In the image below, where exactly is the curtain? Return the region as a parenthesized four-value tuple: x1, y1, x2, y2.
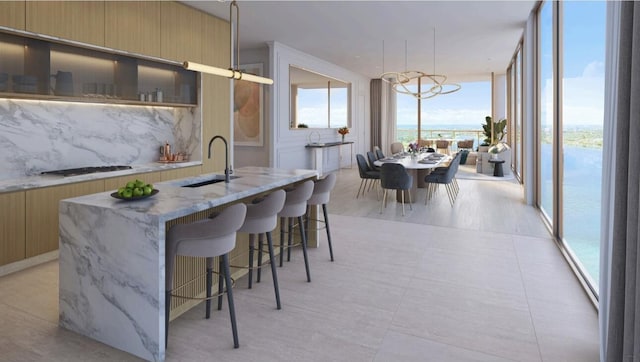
(381, 80, 397, 155)
(603, 2, 640, 361)
(370, 79, 382, 150)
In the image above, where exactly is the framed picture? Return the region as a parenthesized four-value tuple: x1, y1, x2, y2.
(234, 63, 264, 146)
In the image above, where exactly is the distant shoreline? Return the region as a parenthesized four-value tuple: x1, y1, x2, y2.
(396, 125, 603, 149)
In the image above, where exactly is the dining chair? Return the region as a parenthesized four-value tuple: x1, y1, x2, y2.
(435, 140, 450, 155)
(425, 152, 461, 206)
(356, 154, 380, 199)
(390, 142, 404, 154)
(367, 151, 381, 171)
(380, 163, 413, 216)
(374, 146, 385, 160)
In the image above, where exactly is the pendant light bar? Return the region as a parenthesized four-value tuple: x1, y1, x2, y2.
(183, 61, 274, 85)
(182, 1, 274, 86)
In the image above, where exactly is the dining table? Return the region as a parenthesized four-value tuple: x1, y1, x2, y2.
(374, 152, 451, 203)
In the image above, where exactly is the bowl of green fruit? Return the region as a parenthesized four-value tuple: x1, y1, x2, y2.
(111, 179, 158, 201)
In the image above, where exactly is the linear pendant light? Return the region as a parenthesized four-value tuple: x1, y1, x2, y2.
(183, 1, 273, 85)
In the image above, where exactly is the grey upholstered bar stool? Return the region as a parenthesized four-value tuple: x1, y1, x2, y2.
(165, 203, 247, 349)
(305, 173, 337, 261)
(278, 180, 314, 282)
(237, 189, 286, 310)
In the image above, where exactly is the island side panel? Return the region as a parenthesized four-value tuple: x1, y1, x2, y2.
(59, 201, 165, 362)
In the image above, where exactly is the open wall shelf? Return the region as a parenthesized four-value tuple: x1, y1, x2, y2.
(0, 28, 197, 107)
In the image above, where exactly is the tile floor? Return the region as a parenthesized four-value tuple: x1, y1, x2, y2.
(0, 167, 599, 361)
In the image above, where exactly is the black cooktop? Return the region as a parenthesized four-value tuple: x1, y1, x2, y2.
(41, 165, 132, 177)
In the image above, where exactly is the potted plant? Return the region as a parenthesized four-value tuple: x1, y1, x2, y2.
(480, 116, 507, 152)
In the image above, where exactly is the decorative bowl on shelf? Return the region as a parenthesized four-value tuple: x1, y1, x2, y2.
(110, 189, 159, 201)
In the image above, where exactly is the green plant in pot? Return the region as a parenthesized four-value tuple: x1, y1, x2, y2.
(481, 115, 507, 146)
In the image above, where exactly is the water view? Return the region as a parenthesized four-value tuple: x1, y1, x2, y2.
(400, 124, 603, 284)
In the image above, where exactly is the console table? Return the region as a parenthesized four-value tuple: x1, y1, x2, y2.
(306, 141, 354, 176)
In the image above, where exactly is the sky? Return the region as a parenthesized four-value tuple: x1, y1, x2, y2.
(399, 0, 605, 129)
(295, 1, 606, 131)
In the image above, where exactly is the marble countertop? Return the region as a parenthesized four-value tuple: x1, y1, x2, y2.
(59, 166, 318, 221)
(0, 161, 202, 194)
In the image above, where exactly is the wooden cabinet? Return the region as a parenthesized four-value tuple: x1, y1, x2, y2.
(25, 180, 104, 258)
(0, 29, 197, 106)
(26, 1, 105, 46)
(161, 166, 202, 181)
(0, 191, 26, 266)
(0, 1, 25, 30)
(201, 14, 231, 174)
(105, 1, 161, 58)
(104, 172, 162, 191)
(160, 2, 202, 63)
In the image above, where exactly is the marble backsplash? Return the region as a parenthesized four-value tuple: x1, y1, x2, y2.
(0, 99, 201, 180)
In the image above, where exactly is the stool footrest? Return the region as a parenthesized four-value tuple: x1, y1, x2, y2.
(170, 271, 236, 301)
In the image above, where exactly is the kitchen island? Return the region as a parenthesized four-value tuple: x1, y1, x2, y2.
(58, 167, 318, 362)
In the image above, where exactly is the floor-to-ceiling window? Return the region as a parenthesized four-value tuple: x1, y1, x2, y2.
(396, 81, 490, 147)
(535, 0, 605, 292)
(515, 48, 523, 180)
(561, 0, 605, 285)
(539, 1, 554, 223)
(508, 44, 524, 182)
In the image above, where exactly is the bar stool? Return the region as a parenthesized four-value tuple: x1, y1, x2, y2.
(305, 173, 337, 261)
(278, 180, 314, 282)
(165, 203, 247, 349)
(235, 190, 285, 310)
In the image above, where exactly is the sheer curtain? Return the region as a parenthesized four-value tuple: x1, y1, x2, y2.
(381, 79, 397, 155)
(370, 78, 397, 156)
(601, 1, 640, 361)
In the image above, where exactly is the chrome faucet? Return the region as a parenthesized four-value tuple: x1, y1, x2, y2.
(208, 135, 230, 183)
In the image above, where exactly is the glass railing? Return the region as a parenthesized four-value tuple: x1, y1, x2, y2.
(396, 128, 485, 150)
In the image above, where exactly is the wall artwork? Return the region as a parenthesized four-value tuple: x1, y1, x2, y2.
(234, 63, 264, 146)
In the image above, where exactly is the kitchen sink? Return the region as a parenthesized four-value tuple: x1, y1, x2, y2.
(181, 175, 239, 188)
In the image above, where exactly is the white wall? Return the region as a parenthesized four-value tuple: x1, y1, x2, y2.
(267, 41, 370, 171)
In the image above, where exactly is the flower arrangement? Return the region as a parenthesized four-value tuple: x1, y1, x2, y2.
(338, 126, 349, 142)
(407, 141, 419, 154)
(337, 126, 350, 136)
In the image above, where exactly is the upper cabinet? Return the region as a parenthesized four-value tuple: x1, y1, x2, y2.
(0, 1, 25, 30)
(0, 29, 198, 106)
(105, 1, 161, 58)
(26, 1, 105, 46)
(161, 2, 202, 63)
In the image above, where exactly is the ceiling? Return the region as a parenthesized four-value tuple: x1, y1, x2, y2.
(182, 1, 537, 83)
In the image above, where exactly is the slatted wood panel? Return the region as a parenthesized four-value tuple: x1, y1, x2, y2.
(160, 166, 202, 182)
(26, 1, 105, 46)
(160, 2, 202, 63)
(25, 180, 104, 257)
(104, 1, 161, 58)
(201, 14, 231, 174)
(0, 1, 25, 30)
(0, 191, 26, 266)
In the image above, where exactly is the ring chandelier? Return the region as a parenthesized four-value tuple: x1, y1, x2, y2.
(380, 71, 461, 99)
(380, 29, 460, 99)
